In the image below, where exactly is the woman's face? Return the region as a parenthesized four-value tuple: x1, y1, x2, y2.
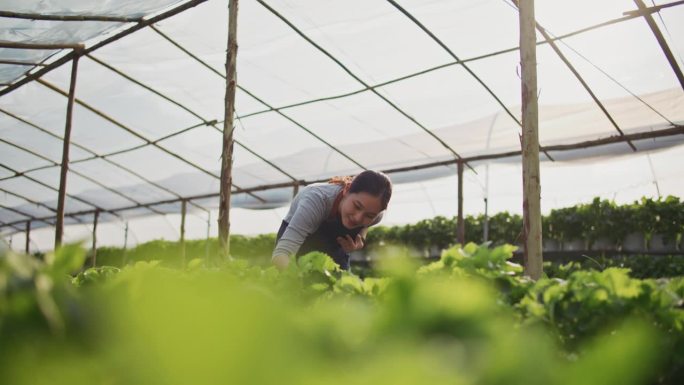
(339, 191, 382, 229)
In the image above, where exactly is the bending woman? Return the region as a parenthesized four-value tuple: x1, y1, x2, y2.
(272, 170, 392, 270)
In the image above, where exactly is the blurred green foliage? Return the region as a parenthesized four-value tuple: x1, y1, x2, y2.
(1, 242, 683, 385)
(96, 233, 277, 267)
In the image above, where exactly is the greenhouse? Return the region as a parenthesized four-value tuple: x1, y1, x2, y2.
(0, 1, 683, 384)
(0, 0, 682, 251)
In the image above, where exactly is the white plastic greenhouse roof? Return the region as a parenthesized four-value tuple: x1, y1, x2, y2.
(1, 0, 683, 251)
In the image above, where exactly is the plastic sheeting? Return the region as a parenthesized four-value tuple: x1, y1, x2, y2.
(1, 0, 683, 252)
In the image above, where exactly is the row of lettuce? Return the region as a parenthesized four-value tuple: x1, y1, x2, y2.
(1, 242, 683, 385)
(94, 197, 682, 262)
(87, 195, 684, 279)
(366, 195, 683, 251)
(92, 235, 684, 279)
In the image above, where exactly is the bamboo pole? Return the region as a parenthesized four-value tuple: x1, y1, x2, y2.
(180, 200, 187, 267)
(457, 161, 465, 245)
(55, 52, 80, 250)
(123, 222, 129, 266)
(91, 210, 99, 267)
(25, 221, 30, 254)
(205, 211, 211, 264)
(483, 197, 489, 242)
(219, 0, 239, 260)
(0, 41, 83, 50)
(519, 0, 543, 280)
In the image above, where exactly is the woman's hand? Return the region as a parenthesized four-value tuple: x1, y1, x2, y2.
(272, 254, 290, 270)
(336, 234, 365, 253)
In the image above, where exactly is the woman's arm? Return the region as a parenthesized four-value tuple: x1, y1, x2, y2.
(272, 191, 329, 269)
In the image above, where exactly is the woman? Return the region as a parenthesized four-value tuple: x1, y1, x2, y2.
(272, 170, 392, 270)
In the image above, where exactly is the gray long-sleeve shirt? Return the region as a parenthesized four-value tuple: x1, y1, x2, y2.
(272, 183, 382, 259)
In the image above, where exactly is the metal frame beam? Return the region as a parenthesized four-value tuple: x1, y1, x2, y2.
(255, 0, 463, 169)
(0, 0, 210, 97)
(2, 124, 681, 231)
(35, 78, 267, 204)
(633, 0, 684, 90)
(150, 25, 366, 171)
(0, 10, 143, 23)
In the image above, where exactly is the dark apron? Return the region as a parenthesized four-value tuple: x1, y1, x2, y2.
(276, 215, 362, 270)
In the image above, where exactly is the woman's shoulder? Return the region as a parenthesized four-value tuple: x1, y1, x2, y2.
(299, 183, 343, 200)
(287, 183, 342, 221)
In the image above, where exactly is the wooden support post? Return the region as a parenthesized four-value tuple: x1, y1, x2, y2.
(55, 51, 80, 250)
(91, 210, 99, 267)
(205, 211, 211, 263)
(519, 0, 543, 280)
(122, 221, 129, 265)
(25, 220, 30, 254)
(457, 161, 465, 245)
(483, 197, 489, 242)
(180, 200, 187, 267)
(218, 0, 239, 261)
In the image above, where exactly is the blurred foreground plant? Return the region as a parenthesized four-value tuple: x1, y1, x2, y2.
(0, 242, 681, 385)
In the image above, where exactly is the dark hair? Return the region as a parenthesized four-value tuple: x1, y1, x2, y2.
(349, 170, 392, 210)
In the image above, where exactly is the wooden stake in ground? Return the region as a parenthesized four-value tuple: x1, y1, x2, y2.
(91, 210, 99, 267)
(55, 52, 80, 249)
(123, 222, 129, 266)
(180, 200, 187, 266)
(25, 221, 30, 254)
(519, 0, 543, 279)
(218, 0, 239, 260)
(456, 161, 465, 245)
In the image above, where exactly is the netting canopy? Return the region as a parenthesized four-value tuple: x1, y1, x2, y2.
(1, 0, 683, 251)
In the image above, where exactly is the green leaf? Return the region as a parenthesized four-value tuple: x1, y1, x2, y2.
(602, 268, 641, 299)
(297, 252, 340, 274)
(334, 275, 364, 294)
(45, 243, 86, 277)
(362, 277, 390, 296)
